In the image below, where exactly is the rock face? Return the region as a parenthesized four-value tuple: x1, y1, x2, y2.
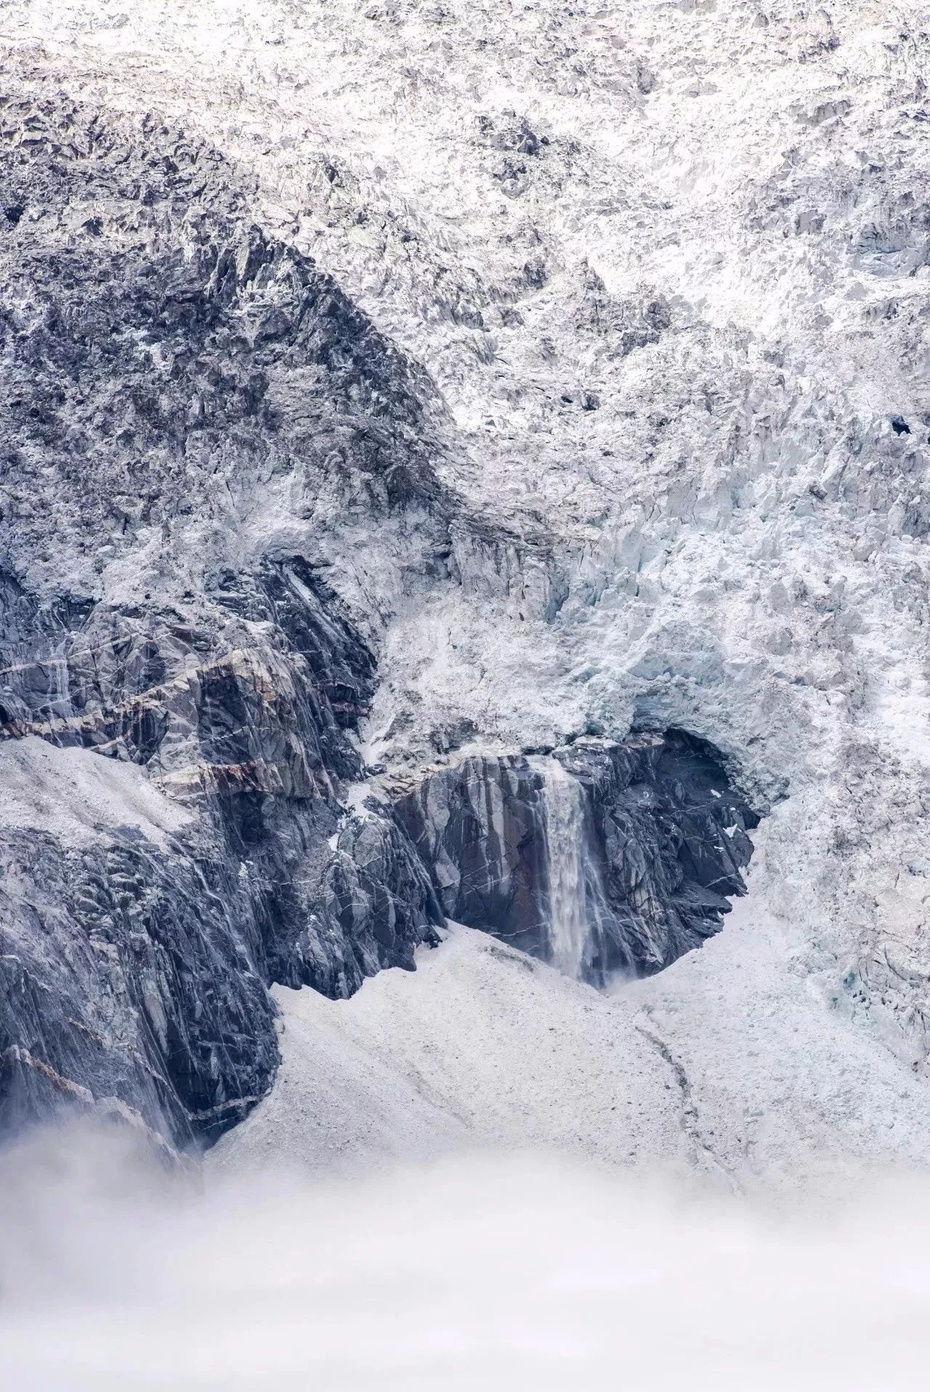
(0, 90, 451, 1150)
(0, 546, 445, 1151)
(0, 787, 442, 1149)
(396, 731, 758, 985)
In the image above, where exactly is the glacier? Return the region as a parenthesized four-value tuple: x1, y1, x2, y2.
(0, 0, 929, 1178)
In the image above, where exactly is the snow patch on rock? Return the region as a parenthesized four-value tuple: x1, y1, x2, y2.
(0, 737, 192, 849)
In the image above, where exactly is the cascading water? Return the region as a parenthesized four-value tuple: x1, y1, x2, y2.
(531, 758, 611, 982)
(398, 737, 756, 988)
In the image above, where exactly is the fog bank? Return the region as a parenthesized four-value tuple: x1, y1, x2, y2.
(1, 1125, 929, 1391)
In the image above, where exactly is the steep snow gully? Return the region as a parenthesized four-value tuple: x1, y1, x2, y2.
(2, 1, 930, 1176)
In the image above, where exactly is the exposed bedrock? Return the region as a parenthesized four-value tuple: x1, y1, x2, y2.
(0, 90, 452, 1149)
(0, 785, 442, 1151)
(0, 557, 377, 786)
(0, 554, 443, 1150)
(394, 730, 759, 986)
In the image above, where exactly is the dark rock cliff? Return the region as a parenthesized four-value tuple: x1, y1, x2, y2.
(0, 88, 447, 1151)
(0, 548, 446, 1151)
(395, 730, 759, 986)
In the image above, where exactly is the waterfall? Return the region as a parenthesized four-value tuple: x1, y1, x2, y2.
(531, 758, 609, 981)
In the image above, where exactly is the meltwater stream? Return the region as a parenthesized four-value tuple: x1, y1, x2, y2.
(531, 759, 611, 982)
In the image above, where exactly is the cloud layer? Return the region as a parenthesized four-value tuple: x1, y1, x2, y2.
(2, 1125, 929, 1391)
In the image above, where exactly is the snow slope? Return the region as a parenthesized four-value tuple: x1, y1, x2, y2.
(216, 809, 930, 1188)
(0, 737, 192, 850)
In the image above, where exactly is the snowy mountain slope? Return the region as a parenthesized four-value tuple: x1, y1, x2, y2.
(214, 871, 930, 1188)
(209, 923, 694, 1179)
(1, 0, 930, 1158)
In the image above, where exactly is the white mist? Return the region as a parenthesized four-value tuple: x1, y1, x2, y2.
(1, 1125, 930, 1391)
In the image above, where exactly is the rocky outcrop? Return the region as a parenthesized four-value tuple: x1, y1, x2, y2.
(0, 89, 449, 1151)
(0, 777, 442, 1151)
(0, 800, 276, 1151)
(0, 562, 443, 1149)
(395, 730, 759, 985)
